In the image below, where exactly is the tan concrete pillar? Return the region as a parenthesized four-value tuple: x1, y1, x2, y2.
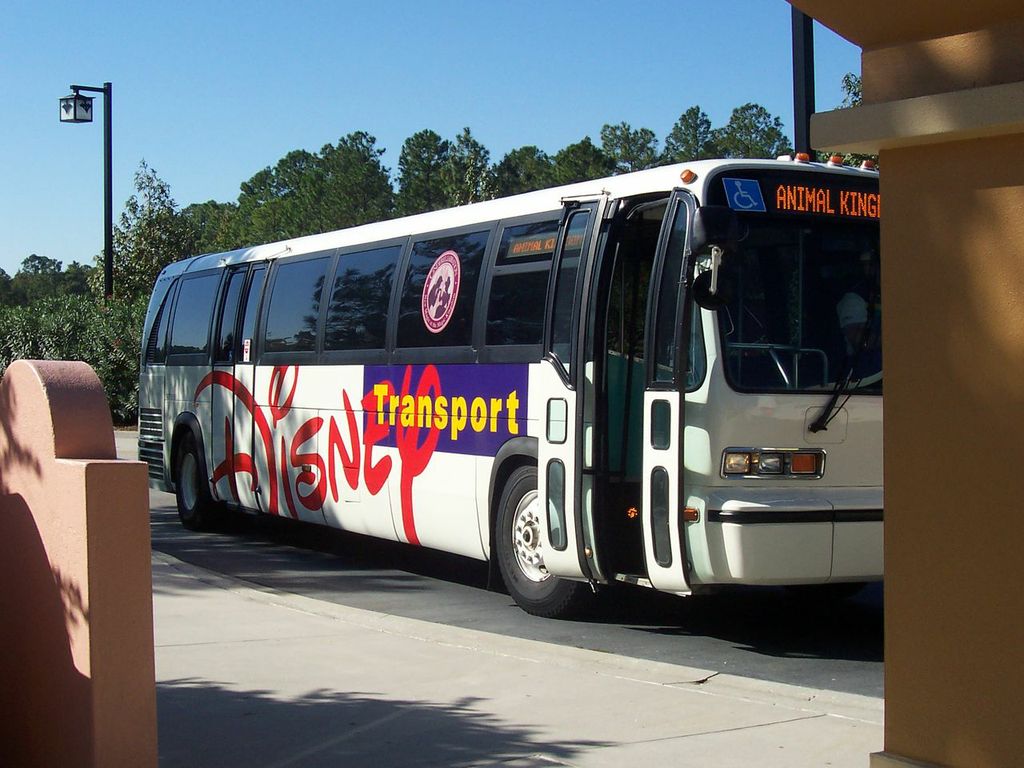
(0, 360, 157, 767)
(787, 4, 1024, 765)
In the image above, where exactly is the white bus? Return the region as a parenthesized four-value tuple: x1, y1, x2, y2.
(139, 157, 882, 617)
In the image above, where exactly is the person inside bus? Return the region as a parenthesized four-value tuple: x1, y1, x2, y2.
(836, 248, 881, 381)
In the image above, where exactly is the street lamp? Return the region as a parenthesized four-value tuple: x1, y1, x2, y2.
(59, 82, 113, 299)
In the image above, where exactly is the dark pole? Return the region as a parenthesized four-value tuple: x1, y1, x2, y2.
(67, 82, 114, 300)
(792, 9, 815, 155)
(103, 82, 113, 300)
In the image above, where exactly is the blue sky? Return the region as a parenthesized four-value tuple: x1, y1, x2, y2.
(1, 1, 859, 277)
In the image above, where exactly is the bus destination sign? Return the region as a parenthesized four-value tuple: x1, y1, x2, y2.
(774, 181, 880, 218)
(718, 174, 880, 220)
(507, 233, 557, 259)
(505, 231, 584, 261)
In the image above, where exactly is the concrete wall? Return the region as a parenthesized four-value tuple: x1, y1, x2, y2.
(792, 4, 1024, 766)
(882, 135, 1024, 767)
(0, 360, 157, 767)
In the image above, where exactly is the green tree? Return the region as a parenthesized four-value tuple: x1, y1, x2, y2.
(183, 200, 240, 253)
(0, 269, 15, 307)
(442, 127, 494, 206)
(662, 106, 718, 163)
(0, 295, 147, 423)
(96, 161, 199, 302)
(230, 135, 394, 243)
(492, 145, 554, 196)
(712, 103, 792, 159)
(600, 122, 659, 173)
(396, 129, 451, 215)
(315, 131, 395, 231)
(233, 149, 321, 244)
(819, 73, 877, 167)
(841, 73, 863, 108)
(12, 254, 63, 304)
(19, 254, 62, 276)
(550, 137, 616, 185)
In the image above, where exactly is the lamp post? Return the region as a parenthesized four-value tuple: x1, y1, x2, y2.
(60, 82, 113, 300)
(791, 10, 815, 155)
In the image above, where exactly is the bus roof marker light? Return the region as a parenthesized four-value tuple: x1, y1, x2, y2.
(680, 169, 697, 184)
(794, 152, 811, 163)
(827, 155, 844, 166)
(860, 159, 878, 172)
(777, 154, 793, 161)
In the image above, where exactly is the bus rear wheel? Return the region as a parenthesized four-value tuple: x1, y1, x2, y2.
(175, 432, 220, 531)
(496, 465, 588, 618)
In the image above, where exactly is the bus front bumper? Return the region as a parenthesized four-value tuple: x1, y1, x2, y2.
(694, 488, 883, 585)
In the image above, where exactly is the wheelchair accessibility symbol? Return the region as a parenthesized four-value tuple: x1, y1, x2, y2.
(722, 178, 766, 212)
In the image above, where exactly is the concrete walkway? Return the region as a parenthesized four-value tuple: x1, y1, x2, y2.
(153, 552, 882, 767)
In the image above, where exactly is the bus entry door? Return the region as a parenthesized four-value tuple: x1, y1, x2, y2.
(210, 263, 266, 512)
(536, 197, 606, 582)
(641, 190, 697, 594)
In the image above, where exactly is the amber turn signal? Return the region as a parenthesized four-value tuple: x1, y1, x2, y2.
(790, 453, 818, 474)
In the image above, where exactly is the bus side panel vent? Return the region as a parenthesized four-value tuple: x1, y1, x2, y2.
(138, 407, 165, 480)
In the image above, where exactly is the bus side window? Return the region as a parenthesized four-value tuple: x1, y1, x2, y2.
(651, 208, 687, 384)
(485, 218, 559, 350)
(213, 269, 247, 364)
(686, 303, 706, 391)
(168, 273, 221, 357)
(237, 266, 266, 363)
(145, 282, 176, 365)
(550, 211, 589, 374)
(396, 229, 490, 349)
(263, 256, 330, 355)
(648, 205, 706, 390)
(325, 245, 401, 351)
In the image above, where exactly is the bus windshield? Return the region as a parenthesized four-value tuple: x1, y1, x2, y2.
(716, 216, 881, 394)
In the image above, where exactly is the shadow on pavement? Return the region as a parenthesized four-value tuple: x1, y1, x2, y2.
(594, 582, 883, 663)
(151, 496, 882, 672)
(158, 679, 606, 768)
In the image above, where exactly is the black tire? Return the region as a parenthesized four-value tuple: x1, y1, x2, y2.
(495, 465, 589, 618)
(174, 432, 220, 531)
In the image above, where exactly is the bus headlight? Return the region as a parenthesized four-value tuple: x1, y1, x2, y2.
(721, 448, 825, 478)
(723, 452, 752, 474)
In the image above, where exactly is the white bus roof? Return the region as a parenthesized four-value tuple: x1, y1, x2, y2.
(167, 158, 878, 277)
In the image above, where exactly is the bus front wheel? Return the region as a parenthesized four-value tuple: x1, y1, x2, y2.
(174, 432, 219, 531)
(496, 465, 588, 618)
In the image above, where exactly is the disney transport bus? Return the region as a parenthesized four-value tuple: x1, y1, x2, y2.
(138, 157, 882, 618)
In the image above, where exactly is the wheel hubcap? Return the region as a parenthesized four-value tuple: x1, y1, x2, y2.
(180, 453, 199, 511)
(511, 490, 550, 583)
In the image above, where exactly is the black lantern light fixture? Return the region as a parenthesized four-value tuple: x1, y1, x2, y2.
(59, 90, 95, 123)
(58, 82, 113, 299)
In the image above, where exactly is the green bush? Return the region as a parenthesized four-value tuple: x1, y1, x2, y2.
(0, 295, 147, 425)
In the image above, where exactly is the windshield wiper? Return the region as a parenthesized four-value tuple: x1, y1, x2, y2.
(808, 364, 859, 433)
(808, 290, 879, 434)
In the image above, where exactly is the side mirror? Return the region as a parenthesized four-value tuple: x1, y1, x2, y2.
(690, 205, 740, 304)
(690, 205, 739, 255)
(693, 270, 731, 311)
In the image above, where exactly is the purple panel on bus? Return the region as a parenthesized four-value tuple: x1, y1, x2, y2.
(363, 363, 529, 457)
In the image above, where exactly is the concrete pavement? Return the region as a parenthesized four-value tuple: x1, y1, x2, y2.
(123, 431, 883, 766)
(153, 552, 882, 767)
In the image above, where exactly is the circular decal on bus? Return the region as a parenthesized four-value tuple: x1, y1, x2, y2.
(421, 250, 461, 334)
